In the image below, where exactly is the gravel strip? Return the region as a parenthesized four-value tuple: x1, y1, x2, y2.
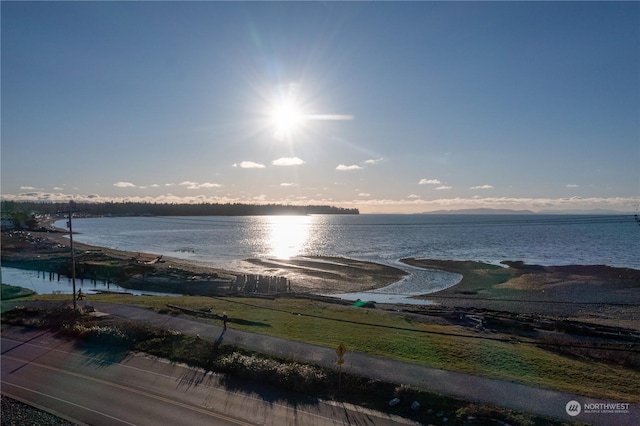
(1, 395, 76, 426)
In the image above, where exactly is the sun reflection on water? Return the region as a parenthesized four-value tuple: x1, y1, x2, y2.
(266, 215, 312, 259)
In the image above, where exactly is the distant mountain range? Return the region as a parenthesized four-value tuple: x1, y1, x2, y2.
(419, 208, 632, 215)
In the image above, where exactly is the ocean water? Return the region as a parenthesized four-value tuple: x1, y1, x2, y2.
(43, 214, 638, 303)
(55, 214, 639, 270)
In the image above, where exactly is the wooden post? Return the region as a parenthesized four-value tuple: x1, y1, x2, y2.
(336, 343, 346, 392)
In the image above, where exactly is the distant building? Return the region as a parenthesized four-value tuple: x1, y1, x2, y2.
(1, 218, 16, 231)
(0, 215, 40, 231)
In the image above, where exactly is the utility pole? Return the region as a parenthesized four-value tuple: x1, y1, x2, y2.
(68, 204, 77, 310)
(336, 343, 346, 392)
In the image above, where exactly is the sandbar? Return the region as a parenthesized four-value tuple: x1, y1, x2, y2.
(402, 258, 640, 329)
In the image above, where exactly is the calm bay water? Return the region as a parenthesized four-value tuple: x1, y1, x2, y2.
(55, 214, 639, 270)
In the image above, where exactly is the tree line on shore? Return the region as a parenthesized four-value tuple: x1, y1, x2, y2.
(1, 201, 358, 222)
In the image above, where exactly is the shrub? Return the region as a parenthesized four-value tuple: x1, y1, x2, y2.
(217, 352, 327, 392)
(61, 323, 130, 347)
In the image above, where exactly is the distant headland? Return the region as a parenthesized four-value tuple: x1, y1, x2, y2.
(0, 201, 359, 218)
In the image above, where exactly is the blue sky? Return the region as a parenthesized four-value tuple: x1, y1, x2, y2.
(2, 1, 638, 213)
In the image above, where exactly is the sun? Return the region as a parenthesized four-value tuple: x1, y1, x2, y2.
(262, 82, 353, 141)
(270, 100, 306, 141)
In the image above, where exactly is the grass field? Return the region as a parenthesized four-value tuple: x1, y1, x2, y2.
(1, 284, 36, 300)
(27, 292, 640, 404)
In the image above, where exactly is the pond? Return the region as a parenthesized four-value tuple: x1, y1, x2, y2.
(1, 267, 179, 297)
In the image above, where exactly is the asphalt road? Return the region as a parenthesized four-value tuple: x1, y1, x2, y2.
(2, 300, 639, 425)
(1, 327, 415, 426)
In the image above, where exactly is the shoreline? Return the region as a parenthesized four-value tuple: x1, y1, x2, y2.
(1, 225, 408, 295)
(3, 224, 639, 328)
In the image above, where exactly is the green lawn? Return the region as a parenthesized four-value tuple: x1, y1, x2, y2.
(1, 284, 36, 301)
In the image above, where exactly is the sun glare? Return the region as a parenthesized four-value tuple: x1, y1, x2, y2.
(267, 215, 311, 259)
(264, 82, 353, 141)
(271, 101, 306, 140)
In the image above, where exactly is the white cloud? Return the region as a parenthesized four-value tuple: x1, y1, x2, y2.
(408, 194, 421, 198)
(233, 161, 266, 169)
(358, 193, 371, 197)
(340, 196, 639, 214)
(364, 158, 383, 165)
(272, 157, 305, 166)
(52, 187, 64, 191)
(2, 191, 637, 215)
(113, 182, 136, 188)
(419, 179, 441, 185)
(150, 184, 160, 188)
(435, 186, 452, 190)
(280, 182, 297, 187)
(470, 185, 494, 190)
(566, 184, 580, 188)
(179, 181, 222, 189)
(336, 164, 362, 171)
(20, 186, 38, 190)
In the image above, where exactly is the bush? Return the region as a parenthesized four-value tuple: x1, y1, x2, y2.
(65, 323, 130, 346)
(2, 305, 80, 329)
(217, 352, 327, 392)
